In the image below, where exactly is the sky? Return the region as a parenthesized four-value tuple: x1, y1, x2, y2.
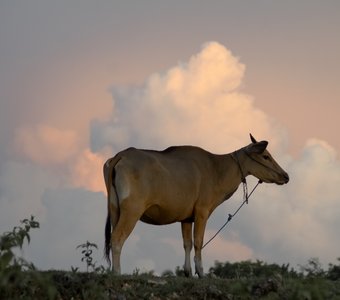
(0, 1, 340, 274)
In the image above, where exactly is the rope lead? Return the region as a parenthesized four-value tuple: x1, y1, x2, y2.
(202, 179, 262, 250)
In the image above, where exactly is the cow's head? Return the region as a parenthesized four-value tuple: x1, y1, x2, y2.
(242, 134, 289, 185)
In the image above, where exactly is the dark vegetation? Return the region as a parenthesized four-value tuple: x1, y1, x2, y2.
(1, 217, 340, 299)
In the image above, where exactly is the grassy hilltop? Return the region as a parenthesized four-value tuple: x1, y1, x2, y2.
(1, 217, 340, 299)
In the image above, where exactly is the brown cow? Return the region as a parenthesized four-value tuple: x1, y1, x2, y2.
(104, 134, 289, 277)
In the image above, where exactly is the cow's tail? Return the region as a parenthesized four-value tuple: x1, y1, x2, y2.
(103, 155, 121, 266)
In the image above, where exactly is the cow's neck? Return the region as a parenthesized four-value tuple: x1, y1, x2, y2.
(215, 152, 245, 200)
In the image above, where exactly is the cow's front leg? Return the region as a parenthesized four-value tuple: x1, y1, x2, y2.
(181, 221, 193, 277)
(193, 210, 208, 278)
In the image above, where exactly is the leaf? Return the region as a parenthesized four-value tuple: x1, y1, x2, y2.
(26, 232, 31, 245)
(0, 251, 14, 269)
(89, 242, 98, 249)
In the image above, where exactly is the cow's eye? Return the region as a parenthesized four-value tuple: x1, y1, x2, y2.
(263, 155, 270, 160)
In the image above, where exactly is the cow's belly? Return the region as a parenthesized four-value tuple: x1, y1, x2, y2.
(140, 204, 193, 225)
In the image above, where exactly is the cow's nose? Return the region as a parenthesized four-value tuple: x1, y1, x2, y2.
(283, 173, 289, 183)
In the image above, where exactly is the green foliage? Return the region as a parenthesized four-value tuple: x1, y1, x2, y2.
(0, 216, 57, 300)
(327, 257, 340, 280)
(1, 216, 340, 299)
(299, 257, 325, 278)
(175, 265, 187, 277)
(0, 215, 39, 271)
(161, 269, 175, 277)
(209, 259, 299, 279)
(132, 267, 155, 277)
(76, 240, 105, 273)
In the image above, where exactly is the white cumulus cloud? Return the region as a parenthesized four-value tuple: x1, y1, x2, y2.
(92, 42, 286, 154)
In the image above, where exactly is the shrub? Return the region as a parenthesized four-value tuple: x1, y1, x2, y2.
(0, 216, 57, 300)
(0, 215, 39, 271)
(209, 259, 299, 279)
(327, 258, 340, 280)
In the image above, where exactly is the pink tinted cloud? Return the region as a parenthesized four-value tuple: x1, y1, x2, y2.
(14, 124, 109, 193)
(69, 149, 106, 193)
(94, 42, 287, 155)
(14, 125, 78, 165)
(204, 229, 254, 263)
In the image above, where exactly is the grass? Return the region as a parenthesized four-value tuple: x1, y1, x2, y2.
(2, 270, 340, 300)
(1, 216, 340, 299)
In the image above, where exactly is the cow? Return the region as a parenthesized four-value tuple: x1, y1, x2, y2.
(103, 134, 289, 277)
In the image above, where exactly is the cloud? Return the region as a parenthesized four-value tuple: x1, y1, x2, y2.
(154, 41, 244, 98)
(0, 161, 57, 229)
(204, 229, 254, 263)
(69, 149, 107, 193)
(13, 123, 108, 193)
(92, 42, 286, 154)
(14, 125, 79, 165)
(120, 223, 182, 274)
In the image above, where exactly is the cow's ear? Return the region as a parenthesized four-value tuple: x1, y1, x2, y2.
(250, 133, 257, 144)
(247, 141, 268, 154)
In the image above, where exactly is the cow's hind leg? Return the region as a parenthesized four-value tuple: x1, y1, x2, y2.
(181, 221, 193, 277)
(111, 200, 143, 274)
